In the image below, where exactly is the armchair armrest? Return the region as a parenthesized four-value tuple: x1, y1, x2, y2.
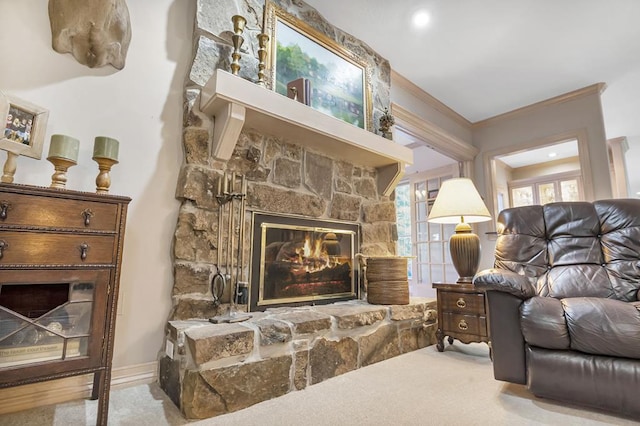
(473, 269, 536, 299)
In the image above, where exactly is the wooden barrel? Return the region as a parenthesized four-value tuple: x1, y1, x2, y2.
(365, 257, 409, 305)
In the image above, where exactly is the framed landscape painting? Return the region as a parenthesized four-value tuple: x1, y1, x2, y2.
(264, 1, 373, 130)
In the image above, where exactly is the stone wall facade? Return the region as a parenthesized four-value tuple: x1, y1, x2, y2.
(171, 0, 397, 320)
(160, 299, 437, 419)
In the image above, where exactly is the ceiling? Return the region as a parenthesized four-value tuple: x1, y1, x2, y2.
(302, 0, 640, 192)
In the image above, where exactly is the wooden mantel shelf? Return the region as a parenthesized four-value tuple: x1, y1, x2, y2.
(200, 69, 413, 196)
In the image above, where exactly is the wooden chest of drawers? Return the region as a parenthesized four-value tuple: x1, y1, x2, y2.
(432, 282, 489, 352)
(0, 184, 130, 426)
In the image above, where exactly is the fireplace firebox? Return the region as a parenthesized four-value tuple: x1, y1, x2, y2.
(249, 213, 361, 312)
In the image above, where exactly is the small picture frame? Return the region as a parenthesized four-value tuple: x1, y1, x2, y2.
(427, 189, 439, 200)
(0, 92, 49, 159)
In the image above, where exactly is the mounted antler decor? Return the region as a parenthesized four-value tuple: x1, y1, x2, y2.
(48, 0, 132, 70)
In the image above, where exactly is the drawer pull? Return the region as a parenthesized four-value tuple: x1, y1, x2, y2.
(82, 209, 94, 227)
(0, 240, 7, 258)
(456, 298, 466, 308)
(79, 243, 89, 261)
(458, 319, 468, 331)
(0, 201, 10, 220)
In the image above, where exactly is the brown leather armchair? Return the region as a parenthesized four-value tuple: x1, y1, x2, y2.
(473, 200, 640, 419)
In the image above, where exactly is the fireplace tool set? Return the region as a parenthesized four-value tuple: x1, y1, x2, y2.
(210, 172, 251, 324)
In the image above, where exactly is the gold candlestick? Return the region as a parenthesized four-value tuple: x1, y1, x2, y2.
(48, 157, 77, 189)
(1, 152, 18, 183)
(256, 33, 269, 86)
(93, 157, 119, 194)
(230, 15, 247, 76)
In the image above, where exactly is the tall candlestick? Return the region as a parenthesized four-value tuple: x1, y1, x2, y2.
(47, 135, 79, 189)
(230, 15, 246, 75)
(92, 136, 120, 194)
(257, 33, 269, 86)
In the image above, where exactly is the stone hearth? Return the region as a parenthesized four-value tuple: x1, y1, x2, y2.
(160, 298, 436, 419)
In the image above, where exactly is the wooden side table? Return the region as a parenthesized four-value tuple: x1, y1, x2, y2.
(432, 282, 489, 352)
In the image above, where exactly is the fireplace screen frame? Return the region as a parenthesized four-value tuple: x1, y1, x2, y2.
(249, 212, 361, 312)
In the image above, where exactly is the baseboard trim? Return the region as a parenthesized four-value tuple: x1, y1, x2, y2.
(0, 361, 158, 415)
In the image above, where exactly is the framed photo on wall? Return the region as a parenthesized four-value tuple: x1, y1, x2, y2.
(263, 0, 373, 131)
(0, 92, 49, 159)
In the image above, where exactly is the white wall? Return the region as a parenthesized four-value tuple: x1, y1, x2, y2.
(0, 0, 193, 368)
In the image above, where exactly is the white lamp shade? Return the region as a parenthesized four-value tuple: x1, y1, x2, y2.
(427, 178, 491, 224)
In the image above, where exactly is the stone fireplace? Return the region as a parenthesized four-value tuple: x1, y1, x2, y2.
(159, 0, 436, 420)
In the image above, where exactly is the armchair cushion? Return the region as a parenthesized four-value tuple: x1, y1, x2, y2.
(521, 296, 640, 359)
(563, 297, 640, 359)
(520, 297, 570, 350)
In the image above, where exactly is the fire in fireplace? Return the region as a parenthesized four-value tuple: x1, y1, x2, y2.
(249, 213, 360, 311)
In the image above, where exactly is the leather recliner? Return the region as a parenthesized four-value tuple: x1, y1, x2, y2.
(473, 200, 640, 419)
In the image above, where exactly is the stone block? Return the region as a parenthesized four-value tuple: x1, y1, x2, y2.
(335, 161, 353, 179)
(173, 262, 212, 296)
(389, 303, 426, 321)
(362, 223, 392, 244)
(183, 128, 209, 165)
(170, 298, 221, 321)
(330, 193, 361, 221)
(314, 304, 387, 329)
(184, 88, 207, 128)
(167, 320, 208, 341)
(399, 323, 437, 353)
(360, 242, 395, 257)
(253, 318, 292, 345)
(273, 158, 301, 188)
(173, 205, 217, 263)
(309, 338, 358, 384)
(363, 201, 396, 223)
(182, 369, 223, 419)
(273, 310, 332, 334)
(359, 324, 400, 367)
(175, 165, 218, 211)
(185, 323, 254, 365)
(294, 350, 309, 390)
(305, 152, 333, 199)
(283, 142, 302, 160)
(334, 178, 353, 194)
(247, 183, 326, 217)
(189, 35, 257, 87)
(263, 137, 282, 164)
(355, 178, 378, 199)
(159, 355, 182, 409)
(183, 356, 292, 419)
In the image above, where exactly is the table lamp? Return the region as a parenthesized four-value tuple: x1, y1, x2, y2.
(427, 178, 491, 283)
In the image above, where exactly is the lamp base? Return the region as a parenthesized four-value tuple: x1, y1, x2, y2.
(449, 222, 481, 284)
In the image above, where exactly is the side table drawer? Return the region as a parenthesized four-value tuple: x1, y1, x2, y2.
(0, 232, 116, 266)
(0, 193, 118, 232)
(440, 291, 485, 314)
(442, 313, 487, 337)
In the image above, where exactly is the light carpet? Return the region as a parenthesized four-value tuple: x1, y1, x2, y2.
(0, 343, 636, 425)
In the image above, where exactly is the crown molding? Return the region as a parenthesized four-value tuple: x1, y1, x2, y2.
(391, 70, 472, 129)
(392, 103, 478, 161)
(472, 83, 607, 129)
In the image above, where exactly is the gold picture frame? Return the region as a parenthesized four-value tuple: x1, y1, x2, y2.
(263, 1, 373, 131)
(0, 92, 49, 159)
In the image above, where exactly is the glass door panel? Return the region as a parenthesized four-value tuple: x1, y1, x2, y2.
(538, 183, 556, 204)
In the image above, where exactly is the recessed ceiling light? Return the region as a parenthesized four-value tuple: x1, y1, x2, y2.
(412, 10, 431, 29)
(548, 152, 557, 158)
